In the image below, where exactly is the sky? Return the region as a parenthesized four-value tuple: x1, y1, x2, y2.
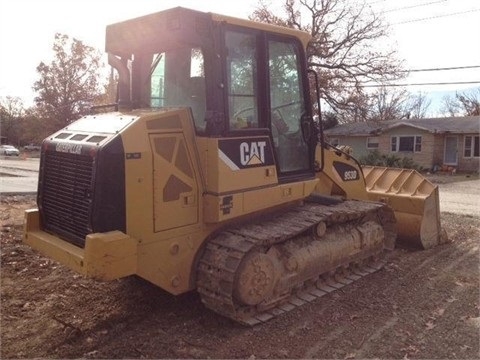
(0, 0, 479, 114)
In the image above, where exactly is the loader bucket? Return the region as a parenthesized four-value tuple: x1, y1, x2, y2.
(362, 166, 446, 249)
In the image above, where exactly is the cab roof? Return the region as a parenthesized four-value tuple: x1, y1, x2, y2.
(106, 7, 312, 55)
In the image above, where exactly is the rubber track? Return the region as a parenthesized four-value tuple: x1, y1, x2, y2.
(196, 200, 396, 325)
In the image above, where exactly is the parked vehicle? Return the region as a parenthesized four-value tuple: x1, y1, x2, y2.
(24, 144, 41, 152)
(0, 145, 20, 156)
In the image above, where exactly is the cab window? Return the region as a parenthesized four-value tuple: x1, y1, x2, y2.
(225, 31, 258, 130)
(150, 47, 207, 131)
(268, 39, 309, 173)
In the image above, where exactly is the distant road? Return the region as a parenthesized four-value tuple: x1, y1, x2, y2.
(1, 157, 478, 218)
(438, 179, 480, 218)
(0, 157, 39, 195)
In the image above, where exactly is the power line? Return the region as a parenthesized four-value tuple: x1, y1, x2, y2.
(394, 8, 480, 25)
(358, 81, 480, 88)
(403, 65, 480, 73)
(367, 0, 389, 5)
(383, 0, 447, 14)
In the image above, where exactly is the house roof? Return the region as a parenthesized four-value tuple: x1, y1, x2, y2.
(324, 116, 480, 136)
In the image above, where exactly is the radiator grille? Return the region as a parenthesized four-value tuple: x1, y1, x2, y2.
(41, 151, 95, 247)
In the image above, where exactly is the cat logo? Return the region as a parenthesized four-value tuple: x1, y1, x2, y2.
(218, 137, 274, 170)
(240, 141, 266, 166)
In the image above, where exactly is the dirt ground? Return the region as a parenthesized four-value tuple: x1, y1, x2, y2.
(1, 193, 479, 359)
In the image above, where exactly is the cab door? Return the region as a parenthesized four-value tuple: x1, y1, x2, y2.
(267, 38, 313, 180)
(223, 27, 315, 183)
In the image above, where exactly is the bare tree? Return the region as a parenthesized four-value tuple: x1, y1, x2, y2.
(250, 0, 405, 122)
(367, 86, 409, 122)
(456, 88, 480, 116)
(441, 88, 480, 117)
(406, 91, 431, 119)
(0, 96, 25, 145)
(440, 94, 461, 117)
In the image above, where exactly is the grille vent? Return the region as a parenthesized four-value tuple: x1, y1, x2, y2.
(41, 151, 94, 247)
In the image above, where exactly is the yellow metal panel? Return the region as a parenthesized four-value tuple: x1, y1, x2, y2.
(204, 193, 245, 223)
(121, 109, 203, 240)
(121, 114, 155, 242)
(24, 209, 85, 272)
(203, 137, 278, 194)
(362, 165, 443, 249)
(363, 166, 435, 197)
(314, 172, 335, 196)
(315, 146, 369, 200)
(150, 132, 199, 231)
(136, 230, 210, 294)
(25, 230, 85, 272)
(243, 184, 300, 213)
(84, 231, 137, 280)
(203, 179, 318, 223)
(24, 209, 139, 281)
(24, 208, 40, 233)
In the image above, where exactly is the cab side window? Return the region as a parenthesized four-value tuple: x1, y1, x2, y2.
(150, 48, 207, 131)
(225, 31, 258, 130)
(268, 39, 309, 172)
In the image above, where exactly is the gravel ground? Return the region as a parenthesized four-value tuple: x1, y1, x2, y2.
(1, 174, 479, 359)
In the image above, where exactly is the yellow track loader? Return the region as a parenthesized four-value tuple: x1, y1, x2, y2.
(24, 7, 445, 325)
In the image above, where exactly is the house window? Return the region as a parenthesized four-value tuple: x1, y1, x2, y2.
(366, 137, 379, 149)
(329, 138, 339, 147)
(391, 135, 422, 152)
(415, 136, 422, 152)
(464, 135, 480, 157)
(391, 136, 397, 152)
(399, 136, 414, 151)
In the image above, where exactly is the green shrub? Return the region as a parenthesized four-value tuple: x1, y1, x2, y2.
(359, 150, 423, 170)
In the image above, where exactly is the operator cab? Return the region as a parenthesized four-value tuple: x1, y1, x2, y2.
(106, 7, 317, 182)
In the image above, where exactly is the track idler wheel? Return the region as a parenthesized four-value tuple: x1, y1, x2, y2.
(233, 252, 278, 306)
